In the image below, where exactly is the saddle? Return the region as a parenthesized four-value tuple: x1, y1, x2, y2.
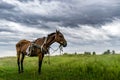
(26, 42, 49, 56)
(26, 43, 36, 56)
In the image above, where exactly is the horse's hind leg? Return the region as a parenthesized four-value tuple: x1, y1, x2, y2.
(17, 54, 21, 73)
(21, 53, 25, 73)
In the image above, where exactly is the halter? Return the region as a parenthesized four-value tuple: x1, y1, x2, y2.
(41, 36, 63, 55)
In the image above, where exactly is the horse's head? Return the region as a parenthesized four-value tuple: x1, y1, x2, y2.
(54, 30, 67, 47)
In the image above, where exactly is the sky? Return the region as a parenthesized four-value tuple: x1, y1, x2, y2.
(0, 0, 120, 57)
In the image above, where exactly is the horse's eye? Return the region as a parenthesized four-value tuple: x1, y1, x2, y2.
(59, 35, 63, 38)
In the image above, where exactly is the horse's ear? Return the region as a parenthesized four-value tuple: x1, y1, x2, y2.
(56, 29, 58, 32)
(56, 29, 59, 33)
(55, 30, 59, 39)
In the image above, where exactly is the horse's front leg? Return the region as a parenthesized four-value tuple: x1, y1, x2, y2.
(38, 53, 44, 74)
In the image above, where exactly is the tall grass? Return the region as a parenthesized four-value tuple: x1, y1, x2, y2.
(0, 54, 120, 80)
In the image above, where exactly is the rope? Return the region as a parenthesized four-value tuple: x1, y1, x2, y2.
(45, 45, 63, 65)
(49, 46, 60, 54)
(59, 45, 63, 55)
(41, 37, 47, 51)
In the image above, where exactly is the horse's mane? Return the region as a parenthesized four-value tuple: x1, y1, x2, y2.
(48, 32, 55, 37)
(34, 37, 44, 42)
(34, 32, 56, 42)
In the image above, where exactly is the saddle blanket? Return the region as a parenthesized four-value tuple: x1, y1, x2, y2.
(26, 45, 31, 56)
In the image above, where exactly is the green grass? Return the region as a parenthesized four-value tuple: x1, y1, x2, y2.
(0, 54, 120, 80)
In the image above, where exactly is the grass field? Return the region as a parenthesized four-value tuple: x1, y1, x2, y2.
(0, 54, 120, 80)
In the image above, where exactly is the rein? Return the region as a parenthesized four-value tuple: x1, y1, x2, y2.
(49, 45, 63, 55)
(45, 45, 63, 64)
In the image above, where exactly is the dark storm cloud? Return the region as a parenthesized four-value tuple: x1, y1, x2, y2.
(1, 0, 120, 28)
(0, 0, 120, 39)
(59, 0, 120, 27)
(0, 1, 15, 9)
(26, 0, 119, 27)
(37, 0, 120, 27)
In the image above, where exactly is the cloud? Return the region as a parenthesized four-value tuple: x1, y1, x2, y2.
(0, 0, 120, 57)
(102, 18, 120, 37)
(1, 0, 120, 26)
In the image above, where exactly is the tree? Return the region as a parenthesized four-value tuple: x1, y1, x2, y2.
(75, 52, 77, 55)
(107, 50, 111, 54)
(93, 51, 96, 55)
(112, 50, 115, 54)
(84, 52, 91, 55)
(103, 49, 111, 55)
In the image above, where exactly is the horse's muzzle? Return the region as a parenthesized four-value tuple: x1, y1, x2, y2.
(63, 42, 67, 47)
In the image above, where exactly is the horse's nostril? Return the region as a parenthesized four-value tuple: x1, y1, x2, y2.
(63, 42, 67, 47)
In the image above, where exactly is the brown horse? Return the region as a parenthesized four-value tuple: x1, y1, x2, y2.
(16, 30, 67, 74)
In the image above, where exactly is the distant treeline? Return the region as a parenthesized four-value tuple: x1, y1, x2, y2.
(63, 49, 116, 55)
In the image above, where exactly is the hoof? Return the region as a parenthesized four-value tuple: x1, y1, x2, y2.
(18, 71, 21, 74)
(18, 71, 24, 74)
(21, 71, 24, 73)
(38, 72, 41, 75)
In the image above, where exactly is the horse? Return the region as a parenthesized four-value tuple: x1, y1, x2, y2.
(16, 30, 67, 74)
